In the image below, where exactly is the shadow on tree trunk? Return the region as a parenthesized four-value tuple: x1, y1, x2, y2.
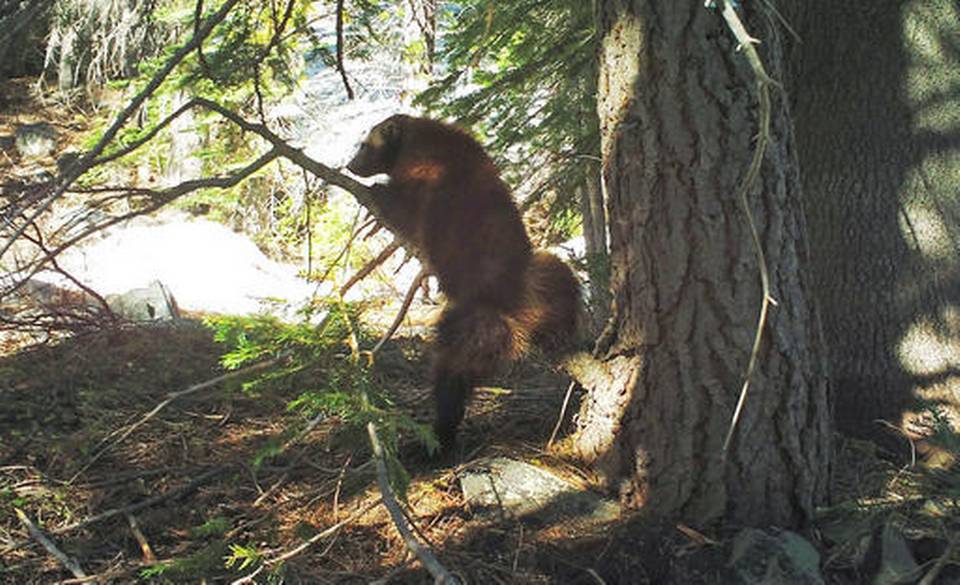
(787, 0, 960, 451)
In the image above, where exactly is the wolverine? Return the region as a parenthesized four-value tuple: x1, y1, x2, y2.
(347, 114, 580, 450)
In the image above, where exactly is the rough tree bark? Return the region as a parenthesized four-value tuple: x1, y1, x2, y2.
(570, 1, 831, 527)
(787, 1, 960, 441)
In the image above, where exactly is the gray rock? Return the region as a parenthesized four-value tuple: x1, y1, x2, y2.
(871, 524, 920, 585)
(729, 528, 824, 585)
(106, 280, 180, 321)
(15, 123, 58, 158)
(459, 457, 619, 524)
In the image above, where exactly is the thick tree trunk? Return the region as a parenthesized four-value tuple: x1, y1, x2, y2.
(571, 1, 831, 527)
(787, 1, 960, 441)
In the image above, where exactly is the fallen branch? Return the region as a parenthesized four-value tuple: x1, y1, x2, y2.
(125, 513, 156, 564)
(266, 498, 378, 566)
(4, 467, 229, 553)
(372, 268, 428, 354)
(231, 498, 382, 584)
(69, 353, 288, 484)
(366, 422, 461, 585)
(15, 509, 87, 580)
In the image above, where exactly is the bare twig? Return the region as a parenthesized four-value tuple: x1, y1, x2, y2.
(332, 454, 353, 520)
(340, 239, 402, 296)
(366, 422, 461, 585)
(231, 497, 381, 584)
(252, 411, 327, 506)
(313, 209, 366, 285)
(372, 268, 428, 354)
(55, 566, 136, 585)
(715, 0, 780, 457)
(335, 0, 355, 99)
(918, 536, 956, 585)
(512, 525, 523, 575)
(546, 381, 577, 448)
(193, 0, 213, 79)
(69, 353, 287, 484)
(15, 509, 87, 580)
(23, 224, 115, 317)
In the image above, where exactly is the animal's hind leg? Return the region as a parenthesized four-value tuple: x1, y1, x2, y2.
(432, 364, 473, 450)
(431, 302, 513, 450)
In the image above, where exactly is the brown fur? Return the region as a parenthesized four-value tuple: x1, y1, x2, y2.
(348, 115, 581, 449)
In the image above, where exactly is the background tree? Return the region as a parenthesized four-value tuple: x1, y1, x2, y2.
(0, 1, 52, 81)
(786, 0, 960, 444)
(568, 1, 831, 526)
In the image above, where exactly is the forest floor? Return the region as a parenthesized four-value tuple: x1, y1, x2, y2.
(0, 319, 662, 585)
(1, 319, 958, 585)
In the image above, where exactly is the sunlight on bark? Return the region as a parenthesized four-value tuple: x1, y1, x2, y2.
(596, 12, 643, 161)
(898, 305, 960, 376)
(898, 203, 952, 261)
(903, 2, 960, 130)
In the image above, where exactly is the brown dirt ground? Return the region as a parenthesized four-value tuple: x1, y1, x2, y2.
(0, 319, 677, 585)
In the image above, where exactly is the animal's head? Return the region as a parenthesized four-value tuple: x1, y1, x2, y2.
(346, 115, 408, 177)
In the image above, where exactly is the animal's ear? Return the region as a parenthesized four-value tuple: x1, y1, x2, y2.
(376, 115, 404, 147)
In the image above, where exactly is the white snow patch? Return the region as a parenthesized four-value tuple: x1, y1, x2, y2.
(54, 211, 319, 316)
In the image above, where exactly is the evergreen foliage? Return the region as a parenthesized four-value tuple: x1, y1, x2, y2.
(205, 301, 438, 468)
(417, 0, 598, 242)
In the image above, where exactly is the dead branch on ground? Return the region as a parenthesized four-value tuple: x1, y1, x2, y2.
(366, 422, 461, 585)
(230, 498, 382, 585)
(69, 352, 289, 483)
(125, 513, 156, 564)
(4, 467, 227, 554)
(15, 509, 88, 581)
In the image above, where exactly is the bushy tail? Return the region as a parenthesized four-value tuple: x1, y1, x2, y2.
(519, 251, 582, 356)
(429, 251, 581, 448)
